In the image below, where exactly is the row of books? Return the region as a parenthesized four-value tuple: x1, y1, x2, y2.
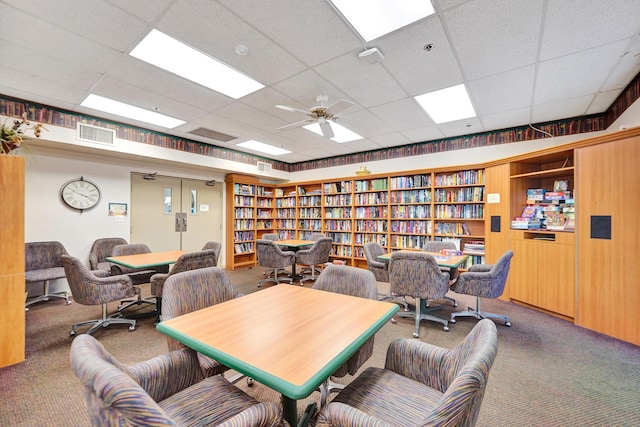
(354, 178, 389, 192)
(390, 220, 432, 234)
(389, 174, 431, 189)
(434, 170, 485, 186)
(355, 220, 388, 232)
(354, 192, 389, 205)
(434, 204, 484, 219)
(354, 234, 388, 245)
(434, 186, 484, 203)
(389, 189, 432, 204)
(233, 207, 254, 218)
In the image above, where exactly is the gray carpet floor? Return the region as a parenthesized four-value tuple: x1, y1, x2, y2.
(2, 265, 639, 426)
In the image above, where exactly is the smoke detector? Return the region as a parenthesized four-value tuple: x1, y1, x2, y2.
(358, 47, 384, 64)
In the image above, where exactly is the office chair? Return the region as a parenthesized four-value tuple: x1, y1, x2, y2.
(450, 250, 514, 327)
(296, 237, 332, 283)
(61, 255, 136, 336)
(422, 240, 459, 307)
(364, 242, 409, 312)
(256, 239, 295, 287)
(315, 320, 498, 427)
(25, 241, 70, 309)
(70, 334, 284, 426)
(88, 237, 127, 273)
(389, 251, 451, 336)
(201, 240, 222, 265)
(312, 264, 379, 407)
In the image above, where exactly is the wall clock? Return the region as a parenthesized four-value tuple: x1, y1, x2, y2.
(60, 177, 101, 212)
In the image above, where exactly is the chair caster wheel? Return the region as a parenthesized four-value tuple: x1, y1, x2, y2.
(70, 330, 77, 336)
(443, 325, 450, 332)
(412, 332, 419, 338)
(453, 302, 458, 307)
(247, 377, 254, 386)
(128, 325, 136, 331)
(505, 321, 512, 327)
(390, 318, 396, 324)
(450, 318, 457, 324)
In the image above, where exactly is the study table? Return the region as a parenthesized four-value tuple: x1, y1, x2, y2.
(156, 284, 399, 426)
(105, 250, 185, 269)
(275, 239, 314, 281)
(377, 250, 469, 268)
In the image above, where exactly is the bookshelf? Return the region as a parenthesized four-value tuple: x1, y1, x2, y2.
(227, 178, 257, 269)
(275, 185, 297, 240)
(353, 177, 389, 263)
(433, 170, 486, 267)
(388, 173, 432, 254)
(323, 179, 354, 263)
(256, 184, 275, 240)
(297, 183, 323, 240)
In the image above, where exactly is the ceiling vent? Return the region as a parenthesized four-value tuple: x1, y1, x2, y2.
(188, 127, 236, 142)
(77, 123, 115, 145)
(257, 161, 273, 173)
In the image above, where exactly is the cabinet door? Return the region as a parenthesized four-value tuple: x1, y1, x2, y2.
(536, 240, 575, 317)
(509, 239, 539, 306)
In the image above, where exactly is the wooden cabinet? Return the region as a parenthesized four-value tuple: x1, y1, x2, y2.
(0, 155, 25, 367)
(575, 133, 640, 345)
(509, 230, 575, 318)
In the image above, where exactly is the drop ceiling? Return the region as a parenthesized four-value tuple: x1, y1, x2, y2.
(1, 0, 639, 164)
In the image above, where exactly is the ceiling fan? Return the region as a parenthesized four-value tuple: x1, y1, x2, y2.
(276, 95, 356, 138)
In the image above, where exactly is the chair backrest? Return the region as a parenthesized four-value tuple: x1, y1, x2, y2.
(422, 240, 456, 253)
(161, 267, 243, 350)
(296, 237, 332, 265)
(313, 265, 378, 376)
(363, 242, 389, 282)
(389, 251, 450, 299)
(25, 241, 68, 271)
(201, 241, 221, 266)
(452, 250, 514, 299)
(69, 334, 196, 426)
(256, 239, 295, 269)
(89, 237, 128, 270)
(418, 319, 498, 426)
(110, 243, 153, 274)
(61, 255, 133, 306)
(261, 233, 279, 241)
(171, 249, 218, 276)
(308, 232, 326, 241)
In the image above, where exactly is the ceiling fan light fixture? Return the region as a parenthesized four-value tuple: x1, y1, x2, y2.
(303, 122, 363, 143)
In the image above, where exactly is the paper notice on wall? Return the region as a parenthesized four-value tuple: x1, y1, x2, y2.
(487, 193, 500, 204)
(200, 204, 209, 212)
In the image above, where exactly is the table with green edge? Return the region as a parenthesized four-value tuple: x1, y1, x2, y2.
(156, 284, 399, 426)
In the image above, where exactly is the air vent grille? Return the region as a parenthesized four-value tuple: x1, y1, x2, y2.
(77, 123, 115, 144)
(257, 161, 273, 173)
(189, 127, 236, 142)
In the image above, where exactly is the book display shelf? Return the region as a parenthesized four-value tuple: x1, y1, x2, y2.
(225, 168, 486, 270)
(508, 149, 576, 319)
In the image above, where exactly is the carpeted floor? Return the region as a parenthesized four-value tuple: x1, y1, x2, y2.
(2, 265, 639, 426)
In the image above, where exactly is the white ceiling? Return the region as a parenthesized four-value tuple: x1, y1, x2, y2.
(1, 0, 639, 164)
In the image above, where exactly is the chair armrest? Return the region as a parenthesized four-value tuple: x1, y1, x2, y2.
(88, 253, 99, 270)
(468, 263, 492, 273)
(92, 269, 111, 278)
(316, 402, 392, 427)
(216, 403, 285, 427)
(128, 348, 203, 402)
(384, 338, 449, 392)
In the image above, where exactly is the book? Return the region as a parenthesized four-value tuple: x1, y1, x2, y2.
(520, 205, 537, 218)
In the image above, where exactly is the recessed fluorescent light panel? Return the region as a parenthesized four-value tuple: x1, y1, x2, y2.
(330, 0, 435, 42)
(237, 140, 292, 156)
(130, 29, 264, 99)
(415, 84, 477, 124)
(303, 122, 363, 143)
(80, 94, 186, 129)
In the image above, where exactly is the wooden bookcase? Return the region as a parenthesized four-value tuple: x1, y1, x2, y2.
(297, 183, 323, 240)
(225, 174, 258, 270)
(508, 149, 576, 319)
(275, 185, 297, 240)
(388, 173, 432, 254)
(322, 179, 354, 262)
(255, 184, 275, 240)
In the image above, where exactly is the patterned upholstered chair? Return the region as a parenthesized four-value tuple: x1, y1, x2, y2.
(161, 266, 243, 378)
(422, 241, 459, 308)
(299, 232, 328, 276)
(296, 237, 332, 283)
(25, 241, 71, 309)
(201, 241, 222, 266)
(61, 255, 137, 336)
(262, 233, 279, 241)
(259, 234, 287, 278)
(315, 319, 498, 427)
(450, 250, 514, 327)
(151, 249, 218, 323)
(389, 251, 451, 336)
(88, 237, 128, 273)
(312, 265, 379, 407)
(256, 239, 295, 287)
(70, 334, 284, 427)
(363, 242, 388, 282)
(308, 232, 326, 240)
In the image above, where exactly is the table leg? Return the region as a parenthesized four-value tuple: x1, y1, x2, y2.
(282, 395, 298, 426)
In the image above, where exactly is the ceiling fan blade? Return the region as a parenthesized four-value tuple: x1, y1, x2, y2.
(275, 104, 313, 116)
(319, 120, 335, 138)
(325, 99, 355, 116)
(277, 119, 315, 131)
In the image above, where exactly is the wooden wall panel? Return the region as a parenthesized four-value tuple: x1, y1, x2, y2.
(576, 136, 640, 345)
(0, 155, 25, 367)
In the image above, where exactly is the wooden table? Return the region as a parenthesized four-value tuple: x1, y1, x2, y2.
(156, 285, 398, 426)
(106, 250, 185, 269)
(377, 250, 468, 268)
(275, 239, 314, 281)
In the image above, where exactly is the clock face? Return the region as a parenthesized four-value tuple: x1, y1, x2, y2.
(61, 178, 101, 211)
